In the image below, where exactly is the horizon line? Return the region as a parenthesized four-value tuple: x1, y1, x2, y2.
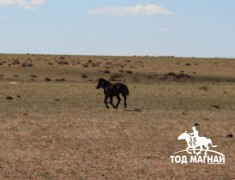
(0, 52, 234, 59)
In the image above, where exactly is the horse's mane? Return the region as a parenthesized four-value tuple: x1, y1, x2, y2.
(102, 78, 112, 85)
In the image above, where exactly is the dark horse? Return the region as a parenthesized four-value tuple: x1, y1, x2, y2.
(96, 78, 129, 109)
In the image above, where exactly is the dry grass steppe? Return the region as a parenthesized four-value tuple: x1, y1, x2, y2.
(0, 54, 234, 179)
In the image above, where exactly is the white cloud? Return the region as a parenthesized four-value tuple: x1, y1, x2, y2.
(0, 0, 47, 9)
(0, 0, 30, 9)
(88, 4, 172, 16)
(31, 0, 46, 6)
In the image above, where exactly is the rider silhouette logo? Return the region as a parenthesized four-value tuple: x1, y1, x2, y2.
(178, 127, 217, 156)
(189, 127, 198, 146)
(170, 127, 225, 164)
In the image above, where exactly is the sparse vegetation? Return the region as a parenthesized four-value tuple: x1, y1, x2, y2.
(0, 54, 234, 179)
(126, 70, 133, 74)
(21, 62, 33, 67)
(6, 96, 14, 100)
(30, 74, 37, 78)
(58, 60, 69, 65)
(55, 78, 66, 81)
(185, 63, 191, 66)
(45, 77, 52, 81)
(199, 85, 209, 91)
(83, 64, 89, 67)
(11, 58, 21, 65)
(103, 69, 110, 73)
(110, 73, 123, 81)
(59, 56, 65, 60)
(81, 74, 88, 78)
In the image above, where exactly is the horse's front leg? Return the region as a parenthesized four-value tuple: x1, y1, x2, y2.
(104, 95, 109, 109)
(110, 96, 116, 109)
(186, 146, 192, 154)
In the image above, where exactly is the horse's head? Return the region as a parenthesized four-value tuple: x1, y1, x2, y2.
(96, 78, 105, 89)
(178, 131, 189, 140)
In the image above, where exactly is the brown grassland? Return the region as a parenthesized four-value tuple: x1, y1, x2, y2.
(0, 54, 234, 179)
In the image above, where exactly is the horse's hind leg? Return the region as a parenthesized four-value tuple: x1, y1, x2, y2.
(122, 94, 127, 108)
(203, 144, 209, 156)
(115, 95, 121, 109)
(104, 96, 109, 109)
(196, 145, 203, 156)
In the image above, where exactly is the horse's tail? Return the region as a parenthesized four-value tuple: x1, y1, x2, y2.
(209, 139, 217, 147)
(211, 144, 217, 148)
(122, 85, 129, 96)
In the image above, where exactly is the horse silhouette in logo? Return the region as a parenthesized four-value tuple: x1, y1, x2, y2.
(178, 127, 217, 156)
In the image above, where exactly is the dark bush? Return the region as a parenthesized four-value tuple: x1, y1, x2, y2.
(58, 61, 69, 65)
(59, 56, 65, 60)
(31, 74, 37, 78)
(103, 70, 110, 73)
(6, 96, 14, 100)
(55, 78, 66, 81)
(126, 70, 133, 74)
(21, 62, 33, 67)
(81, 74, 88, 78)
(45, 78, 52, 81)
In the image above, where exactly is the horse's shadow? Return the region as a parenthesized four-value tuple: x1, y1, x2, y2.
(124, 108, 142, 112)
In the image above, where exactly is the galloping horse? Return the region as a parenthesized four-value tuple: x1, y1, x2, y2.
(96, 78, 129, 109)
(178, 131, 217, 156)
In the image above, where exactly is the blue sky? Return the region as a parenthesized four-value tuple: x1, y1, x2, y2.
(0, 0, 235, 58)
